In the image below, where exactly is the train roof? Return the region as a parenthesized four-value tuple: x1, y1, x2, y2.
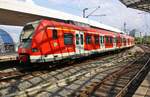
(0, 0, 123, 33)
(37, 20, 117, 37)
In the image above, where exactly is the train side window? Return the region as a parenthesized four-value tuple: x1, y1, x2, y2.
(86, 35, 91, 44)
(76, 34, 79, 45)
(81, 34, 83, 45)
(123, 38, 126, 43)
(64, 33, 73, 45)
(94, 35, 99, 44)
(110, 37, 112, 43)
(106, 36, 109, 43)
(52, 29, 58, 39)
(119, 38, 121, 43)
(102, 36, 104, 43)
(118, 37, 120, 43)
(113, 37, 116, 43)
(116, 38, 118, 43)
(121, 38, 123, 43)
(100, 36, 102, 44)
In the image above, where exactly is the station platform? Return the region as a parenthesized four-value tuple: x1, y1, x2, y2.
(0, 53, 17, 62)
(133, 71, 150, 97)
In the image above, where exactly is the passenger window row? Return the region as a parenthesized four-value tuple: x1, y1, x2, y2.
(52, 29, 129, 45)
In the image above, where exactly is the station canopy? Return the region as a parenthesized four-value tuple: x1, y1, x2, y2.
(120, 0, 150, 12)
(0, 29, 14, 44)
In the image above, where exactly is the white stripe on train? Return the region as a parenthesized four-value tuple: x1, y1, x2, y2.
(30, 45, 133, 63)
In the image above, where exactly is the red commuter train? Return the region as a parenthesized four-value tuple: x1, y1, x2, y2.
(18, 19, 134, 63)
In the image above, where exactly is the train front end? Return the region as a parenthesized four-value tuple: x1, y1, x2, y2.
(18, 21, 39, 64)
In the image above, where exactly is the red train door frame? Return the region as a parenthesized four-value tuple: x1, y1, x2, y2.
(113, 36, 116, 48)
(75, 31, 84, 55)
(100, 36, 105, 50)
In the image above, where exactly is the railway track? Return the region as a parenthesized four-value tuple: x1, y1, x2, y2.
(0, 48, 131, 82)
(70, 53, 150, 97)
(30, 53, 144, 97)
(0, 46, 146, 97)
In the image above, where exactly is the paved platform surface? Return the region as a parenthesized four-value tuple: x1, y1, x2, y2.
(0, 53, 17, 62)
(133, 71, 150, 97)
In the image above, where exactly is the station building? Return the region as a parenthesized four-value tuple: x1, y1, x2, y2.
(0, 29, 15, 54)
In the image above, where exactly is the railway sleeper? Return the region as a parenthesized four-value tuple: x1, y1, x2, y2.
(93, 88, 118, 97)
(99, 84, 122, 92)
(103, 82, 125, 88)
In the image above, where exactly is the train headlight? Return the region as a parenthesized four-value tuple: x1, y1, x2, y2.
(32, 48, 39, 52)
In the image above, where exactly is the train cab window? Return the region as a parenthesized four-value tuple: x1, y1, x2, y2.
(52, 29, 58, 39)
(81, 34, 83, 45)
(76, 34, 79, 45)
(86, 35, 91, 44)
(64, 33, 73, 45)
(21, 24, 34, 41)
(94, 35, 99, 44)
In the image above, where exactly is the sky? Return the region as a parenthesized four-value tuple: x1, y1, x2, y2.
(0, 0, 150, 43)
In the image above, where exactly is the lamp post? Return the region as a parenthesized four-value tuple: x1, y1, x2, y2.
(83, 6, 100, 18)
(83, 8, 88, 18)
(138, 12, 150, 44)
(124, 22, 127, 33)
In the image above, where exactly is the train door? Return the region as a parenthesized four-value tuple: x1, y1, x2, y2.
(75, 31, 84, 55)
(100, 36, 105, 50)
(113, 36, 116, 48)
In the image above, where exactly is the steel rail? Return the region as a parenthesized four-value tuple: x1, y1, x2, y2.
(116, 54, 150, 97)
(0, 49, 130, 82)
(75, 53, 146, 97)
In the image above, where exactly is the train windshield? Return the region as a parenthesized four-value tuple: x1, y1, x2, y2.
(20, 24, 34, 41)
(20, 22, 38, 48)
(20, 20, 39, 42)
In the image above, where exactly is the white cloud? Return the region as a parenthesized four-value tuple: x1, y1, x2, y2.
(3, 0, 35, 5)
(46, 0, 150, 34)
(1, 0, 150, 39)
